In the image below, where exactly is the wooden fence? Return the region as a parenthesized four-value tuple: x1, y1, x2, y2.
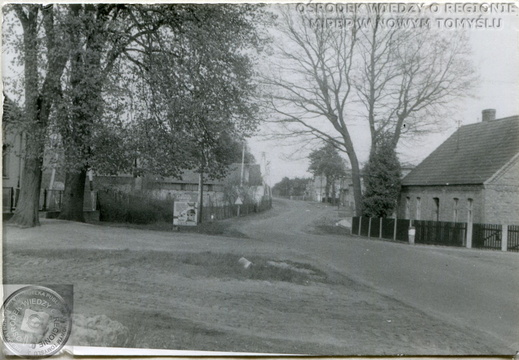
(3, 187, 82, 212)
(414, 220, 466, 247)
(508, 225, 519, 252)
(473, 223, 501, 250)
(351, 216, 518, 253)
(200, 197, 272, 222)
(351, 217, 410, 242)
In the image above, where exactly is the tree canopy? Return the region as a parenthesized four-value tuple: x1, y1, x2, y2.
(272, 177, 310, 197)
(3, 4, 271, 225)
(308, 143, 348, 204)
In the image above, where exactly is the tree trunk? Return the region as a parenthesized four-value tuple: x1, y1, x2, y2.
(338, 128, 364, 216)
(9, 6, 42, 227)
(58, 168, 87, 222)
(324, 175, 330, 203)
(9, 155, 43, 227)
(9, 5, 70, 227)
(350, 157, 363, 216)
(331, 177, 336, 205)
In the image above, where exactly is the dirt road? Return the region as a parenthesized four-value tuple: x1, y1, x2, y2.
(3, 199, 517, 355)
(236, 199, 519, 354)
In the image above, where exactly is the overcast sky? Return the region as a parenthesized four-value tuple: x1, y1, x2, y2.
(2, 2, 518, 187)
(251, 3, 519, 185)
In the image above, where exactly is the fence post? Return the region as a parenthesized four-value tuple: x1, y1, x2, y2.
(368, 217, 372, 238)
(10, 187, 14, 212)
(408, 226, 416, 245)
(358, 217, 362, 236)
(393, 217, 397, 241)
(379, 218, 383, 239)
(42, 189, 47, 211)
(466, 221, 473, 249)
(91, 191, 96, 211)
(501, 224, 508, 252)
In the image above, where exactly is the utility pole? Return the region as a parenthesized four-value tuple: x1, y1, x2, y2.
(238, 142, 245, 216)
(240, 142, 245, 186)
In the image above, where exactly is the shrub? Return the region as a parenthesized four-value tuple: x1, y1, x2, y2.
(98, 190, 172, 224)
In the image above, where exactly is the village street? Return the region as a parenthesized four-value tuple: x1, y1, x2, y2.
(236, 199, 519, 354)
(3, 199, 518, 355)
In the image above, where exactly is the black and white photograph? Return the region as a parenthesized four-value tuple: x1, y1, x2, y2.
(2, 1, 518, 357)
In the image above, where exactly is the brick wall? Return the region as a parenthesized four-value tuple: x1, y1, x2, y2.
(399, 185, 484, 223)
(483, 157, 519, 224)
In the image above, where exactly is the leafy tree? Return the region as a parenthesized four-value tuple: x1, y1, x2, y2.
(129, 4, 270, 222)
(42, 4, 267, 223)
(308, 143, 347, 204)
(291, 177, 311, 197)
(272, 177, 310, 197)
(362, 137, 402, 218)
(56, 4, 167, 222)
(5, 5, 70, 227)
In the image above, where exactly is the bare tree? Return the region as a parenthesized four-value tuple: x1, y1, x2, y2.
(263, 8, 363, 214)
(354, 12, 477, 151)
(264, 6, 477, 215)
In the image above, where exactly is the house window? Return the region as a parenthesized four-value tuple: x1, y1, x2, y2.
(433, 197, 440, 221)
(416, 197, 421, 220)
(467, 198, 473, 223)
(405, 197, 411, 219)
(453, 198, 459, 222)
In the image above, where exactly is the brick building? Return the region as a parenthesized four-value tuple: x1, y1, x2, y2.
(399, 109, 519, 225)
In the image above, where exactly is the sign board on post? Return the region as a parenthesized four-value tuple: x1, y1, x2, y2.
(173, 202, 198, 226)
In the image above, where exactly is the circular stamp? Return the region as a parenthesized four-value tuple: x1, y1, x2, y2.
(1, 286, 72, 358)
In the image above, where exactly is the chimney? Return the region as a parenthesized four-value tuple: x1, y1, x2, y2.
(482, 109, 496, 122)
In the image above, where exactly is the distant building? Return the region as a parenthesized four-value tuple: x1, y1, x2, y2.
(2, 97, 23, 189)
(139, 163, 267, 206)
(307, 173, 354, 206)
(399, 109, 519, 224)
(2, 97, 24, 212)
(94, 163, 270, 208)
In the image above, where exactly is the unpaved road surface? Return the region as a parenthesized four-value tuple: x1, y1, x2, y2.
(3, 199, 518, 355)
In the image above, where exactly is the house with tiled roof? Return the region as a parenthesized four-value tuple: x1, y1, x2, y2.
(399, 109, 519, 224)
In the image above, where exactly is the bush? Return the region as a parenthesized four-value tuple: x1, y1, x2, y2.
(98, 190, 172, 224)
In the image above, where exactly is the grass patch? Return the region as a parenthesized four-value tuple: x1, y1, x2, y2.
(176, 251, 328, 285)
(307, 208, 351, 236)
(175, 221, 248, 238)
(87, 219, 248, 238)
(10, 248, 328, 285)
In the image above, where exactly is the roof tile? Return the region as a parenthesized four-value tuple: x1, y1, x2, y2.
(402, 116, 519, 186)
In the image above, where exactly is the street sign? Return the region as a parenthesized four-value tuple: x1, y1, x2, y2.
(235, 197, 243, 205)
